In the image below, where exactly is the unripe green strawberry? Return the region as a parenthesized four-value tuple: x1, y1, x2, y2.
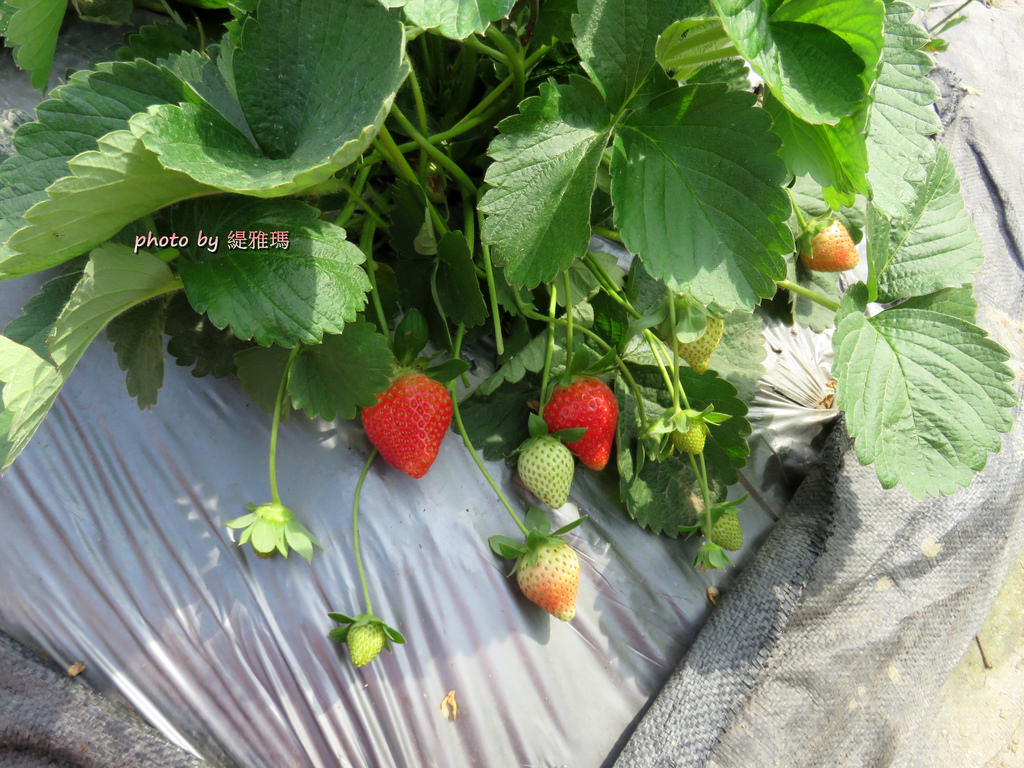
(673, 421, 708, 455)
(800, 219, 859, 272)
(543, 378, 618, 470)
(516, 541, 580, 621)
(348, 623, 386, 668)
(710, 511, 743, 551)
(677, 317, 724, 374)
(518, 436, 574, 509)
(361, 372, 452, 478)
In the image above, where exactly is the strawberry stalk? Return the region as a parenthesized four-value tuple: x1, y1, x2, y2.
(476, 202, 505, 355)
(538, 284, 559, 418)
(563, 271, 574, 374)
(267, 346, 300, 505)
(352, 450, 378, 614)
(510, 281, 650, 432)
(359, 220, 390, 338)
(225, 346, 318, 560)
(450, 325, 530, 536)
(776, 279, 841, 311)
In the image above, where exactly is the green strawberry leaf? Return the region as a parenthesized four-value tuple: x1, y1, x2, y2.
(864, 2, 940, 218)
(0, 245, 181, 469)
(896, 286, 976, 323)
(106, 298, 168, 409)
(614, 365, 750, 535)
(655, 18, 742, 85)
(381, 624, 406, 644)
(611, 84, 792, 310)
(173, 198, 371, 347)
(480, 77, 613, 288)
(0, 59, 210, 277)
(868, 147, 983, 302)
(524, 506, 551, 533)
(423, 359, 469, 383)
(528, 412, 549, 439)
(3, 266, 83, 359)
(702, 310, 767, 404)
(533, 0, 576, 44)
(571, 0, 684, 112)
(551, 516, 586, 536)
(234, 345, 292, 414)
(710, 0, 874, 125)
(287, 321, 393, 421)
(394, 308, 429, 364)
(73, 0, 132, 25)
(478, 330, 563, 395)
(832, 285, 1016, 498)
(457, 377, 534, 460)
(382, 0, 516, 39)
(435, 231, 487, 328)
(113, 20, 202, 62)
(164, 292, 247, 379)
(2, 0, 67, 90)
(764, 90, 869, 204)
(787, 257, 841, 333)
(132, 0, 408, 197)
(489, 534, 527, 559)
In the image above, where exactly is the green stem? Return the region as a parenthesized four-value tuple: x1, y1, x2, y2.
(157, 0, 186, 27)
(352, 449, 378, 613)
(268, 346, 301, 505)
(450, 329, 529, 536)
(583, 252, 641, 318)
(406, 64, 430, 181)
(375, 126, 448, 235)
(463, 35, 508, 64)
(563, 271, 574, 374)
(538, 284, 558, 417)
(592, 226, 623, 243)
(666, 288, 682, 413)
(390, 105, 477, 195)
(360, 221, 389, 337)
(512, 290, 649, 431)
(776, 279, 841, 312)
(486, 27, 525, 103)
(476, 203, 505, 356)
(644, 331, 677, 398)
(690, 453, 715, 538)
(786, 187, 810, 231)
(934, 0, 973, 32)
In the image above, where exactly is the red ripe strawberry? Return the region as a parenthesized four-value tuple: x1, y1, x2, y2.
(361, 372, 452, 478)
(543, 378, 618, 471)
(800, 219, 859, 272)
(516, 541, 580, 621)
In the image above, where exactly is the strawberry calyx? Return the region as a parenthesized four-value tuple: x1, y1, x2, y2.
(488, 507, 586, 565)
(328, 611, 406, 667)
(225, 500, 318, 561)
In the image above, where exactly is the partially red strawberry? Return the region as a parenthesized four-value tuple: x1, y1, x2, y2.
(516, 540, 580, 621)
(517, 436, 575, 509)
(542, 378, 618, 471)
(800, 219, 859, 272)
(361, 372, 452, 478)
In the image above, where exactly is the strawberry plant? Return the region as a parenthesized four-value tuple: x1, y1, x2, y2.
(0, 0, 1016, 659)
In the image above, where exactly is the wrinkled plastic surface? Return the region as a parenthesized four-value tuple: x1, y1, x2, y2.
(0, 19, 842, 768)
(0, 284, 833, 766)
